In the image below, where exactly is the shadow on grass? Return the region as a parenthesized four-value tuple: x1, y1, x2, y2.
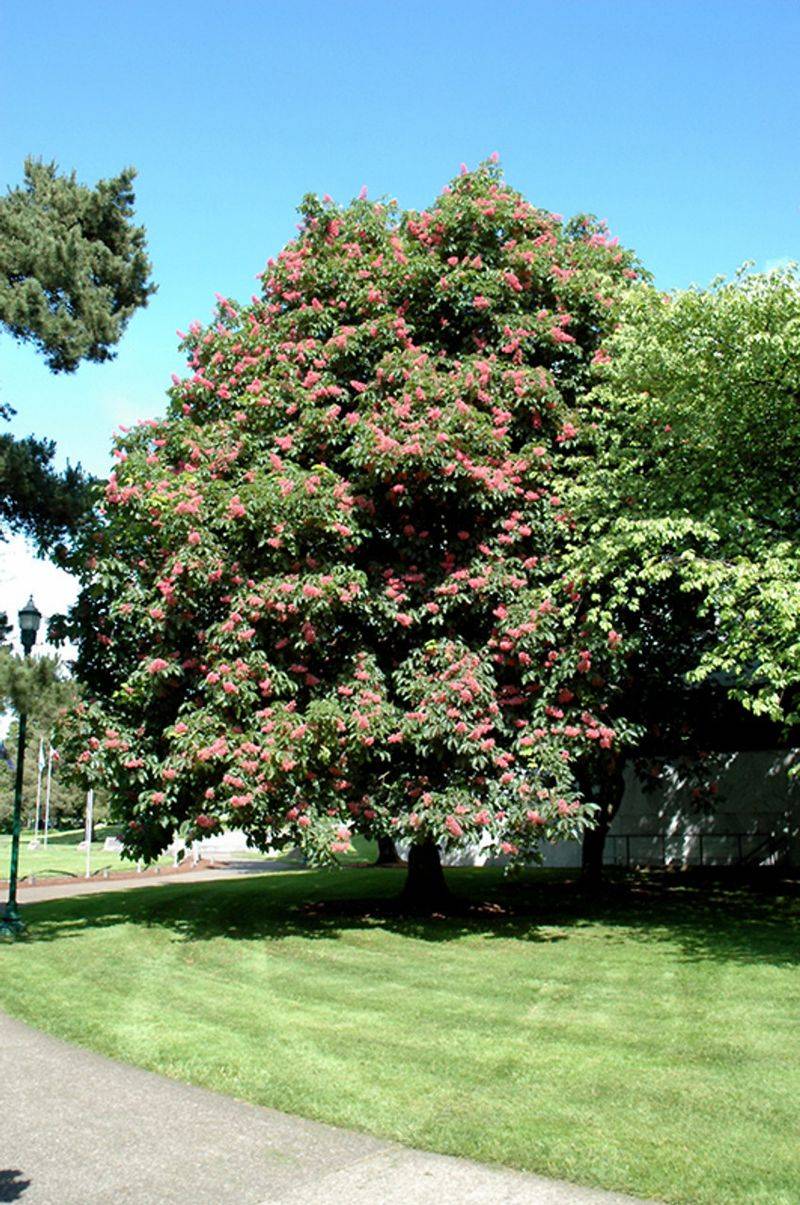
(12, 864, 800, 969)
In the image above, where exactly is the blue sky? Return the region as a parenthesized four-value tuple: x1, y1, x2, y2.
(1, 0, 799, 490)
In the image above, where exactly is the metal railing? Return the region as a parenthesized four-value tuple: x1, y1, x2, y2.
(607, 831, 789, 868)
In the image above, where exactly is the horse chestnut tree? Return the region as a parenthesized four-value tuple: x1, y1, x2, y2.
(64, 160, 641, 906)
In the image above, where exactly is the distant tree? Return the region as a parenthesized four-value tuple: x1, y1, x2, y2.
(0, 158, 155, 557)
(0, 720, 100, 835)
(0, 654, 109, 833)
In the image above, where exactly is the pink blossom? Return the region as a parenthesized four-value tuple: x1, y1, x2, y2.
(147, 658, 169, 674)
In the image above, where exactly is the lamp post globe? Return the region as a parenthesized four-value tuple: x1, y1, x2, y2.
(1, 596, 43, 937)
(18, 596, 42, 655)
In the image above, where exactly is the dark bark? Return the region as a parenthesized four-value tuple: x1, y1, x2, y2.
(580, 754, 627, 887)
(399, 838, 450, 911)
(581, 818, 610, 887)
(375, 834, 402, 866)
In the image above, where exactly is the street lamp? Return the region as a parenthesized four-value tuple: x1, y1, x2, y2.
(1, 596, 42, 937)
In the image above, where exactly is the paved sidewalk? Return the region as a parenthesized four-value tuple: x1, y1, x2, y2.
(0, 1012, 650, 1205)
(12, 859, 298, 906)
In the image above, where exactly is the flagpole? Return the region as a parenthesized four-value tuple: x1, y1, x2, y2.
(43, 736, 54, 848)
(84, 789, 94, 879)
(33, 736, 44, 842)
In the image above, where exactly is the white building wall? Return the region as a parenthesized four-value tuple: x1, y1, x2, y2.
(193, 750, 799, 869)
(535, 749, 799, 869)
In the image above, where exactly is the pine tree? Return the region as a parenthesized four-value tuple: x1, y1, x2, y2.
(0, 158, 155, 371)
(0, 157, 155, 556)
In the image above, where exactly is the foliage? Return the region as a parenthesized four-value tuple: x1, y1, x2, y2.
(0, 722, 105, 833)
(62, 159, 645, 864)
(0, 647, 63, 715)
(0, 157, 153, 555)
(0, 158, 155, 372)
(0, 404, 95, 551)
(564, 266, 800, 741)
(0, 656, 92, 831)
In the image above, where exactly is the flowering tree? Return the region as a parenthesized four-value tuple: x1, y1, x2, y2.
(64, 160, 643, 906)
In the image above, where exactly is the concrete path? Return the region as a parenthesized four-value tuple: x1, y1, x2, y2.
(0, 1011, 649, 1205)
(12, 859, 299, 906)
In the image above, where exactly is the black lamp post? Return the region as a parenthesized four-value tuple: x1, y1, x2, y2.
(1, 596, 42, 937)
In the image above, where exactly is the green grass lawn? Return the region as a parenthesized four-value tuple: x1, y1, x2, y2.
(0, 866, 797, 1204)
(0, 826, 173, 881)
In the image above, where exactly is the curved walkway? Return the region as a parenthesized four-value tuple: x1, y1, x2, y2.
(2, 876, 653, 1204)
(11, 858, 297, 907)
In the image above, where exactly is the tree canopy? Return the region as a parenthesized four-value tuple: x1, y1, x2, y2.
(63, 160, 645, 892)
(0, 157, 155, 557)
(61, 161, 799, 899)
(0, 158, 155, 372)
(568, 266, 800, 733)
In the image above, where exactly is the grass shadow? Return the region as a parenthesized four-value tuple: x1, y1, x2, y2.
(11, 864, 799, 970)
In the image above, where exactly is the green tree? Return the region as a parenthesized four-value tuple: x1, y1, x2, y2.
(0, 158, 155, 555)
(0, 718, 101, 835)
(0, 651, 86, 832)
(0, 158, 155, 371)
(61, 160, 644, 907)
(559, 266, 800, 875)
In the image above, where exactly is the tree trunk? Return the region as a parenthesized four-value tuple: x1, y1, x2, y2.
(581, 817, 610, 887)
(375, 834, 402, 865)
(580, 755, 627, 888)
(399, 838, 450, 911)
